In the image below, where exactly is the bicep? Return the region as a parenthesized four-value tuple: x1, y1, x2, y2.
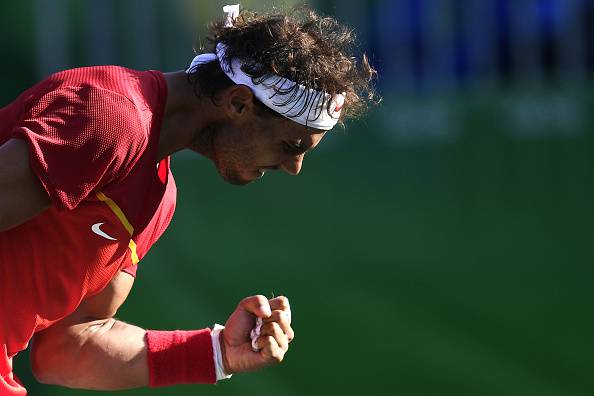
(77, 271, 135, 320)
(0, 138, 51, 231)
(33, 271, 134, 342)
(31, 272, 147, 389)
(30, 271, 135, 365)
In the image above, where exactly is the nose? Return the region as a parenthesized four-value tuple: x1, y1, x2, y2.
(280, 154, 304, 175)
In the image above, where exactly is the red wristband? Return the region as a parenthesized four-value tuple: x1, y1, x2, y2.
(145, 328, 216, 386)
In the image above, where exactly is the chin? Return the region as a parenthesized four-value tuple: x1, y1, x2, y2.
(225, 177, 252, 186)
(219, 169, 255, 186)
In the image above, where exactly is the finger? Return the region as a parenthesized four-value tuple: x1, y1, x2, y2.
(260, 322, 289, 351)
(269, 296, 291, 324)
(256, 335, 285, 364)
(269, 296, 290, 314)
(263, 310, 294, 342)
(239, 295, 272, 318)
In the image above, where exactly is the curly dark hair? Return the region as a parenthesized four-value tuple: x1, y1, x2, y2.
(187, 5, 379, 125)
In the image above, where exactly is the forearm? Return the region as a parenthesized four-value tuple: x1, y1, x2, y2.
(32, 318, 148, 390)
(31, 294, 293, 390)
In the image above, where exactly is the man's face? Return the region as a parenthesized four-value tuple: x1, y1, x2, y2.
(210, 115, 327, 185)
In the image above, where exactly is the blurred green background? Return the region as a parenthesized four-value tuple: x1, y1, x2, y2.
(3, 0, 594, 395)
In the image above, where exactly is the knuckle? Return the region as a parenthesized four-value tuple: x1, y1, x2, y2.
(270, 350, 284, 363)
(277, 296, 289, 309)
(271, 321, 283, 333)
(282, 310, 291, 323)
(254, 294, 268, 304)
(243, 294, 266, 303)
(270, 310, 284, 321)
(243, 295, 270, 312)
(263, 322, 284, 339)
(261, 322, 275, 334)
(279, 336, 289, 351)
(262, 336, 275, 349)
(266, 310, 290, 326)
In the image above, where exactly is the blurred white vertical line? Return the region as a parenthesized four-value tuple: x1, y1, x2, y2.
(127, 0, 159, 69)
(86, 0, 116, 65)
(33, 0, 70, 78)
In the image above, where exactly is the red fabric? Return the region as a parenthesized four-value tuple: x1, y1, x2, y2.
(0, 346, 25, 396)
(146, 329, 216, 386)
(0, 66, 177, 395)
(2, 67, 152, 210)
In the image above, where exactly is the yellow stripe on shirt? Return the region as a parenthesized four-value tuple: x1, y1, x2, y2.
(128, 239, 140, 265)
(95, 191, 139, 265)
(95, 191, 134, 235)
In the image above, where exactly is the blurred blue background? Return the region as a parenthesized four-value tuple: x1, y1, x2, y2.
(3, 0, 594, 395)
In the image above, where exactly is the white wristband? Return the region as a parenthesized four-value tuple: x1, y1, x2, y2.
(211, 324, 232, 381)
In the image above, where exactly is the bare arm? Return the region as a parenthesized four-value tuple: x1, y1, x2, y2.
(30, 271, 149, 390)
(0, 138, 51, 231)
(30, 271, 294, 390)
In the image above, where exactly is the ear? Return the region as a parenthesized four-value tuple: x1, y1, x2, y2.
(222, 85, 254, 119)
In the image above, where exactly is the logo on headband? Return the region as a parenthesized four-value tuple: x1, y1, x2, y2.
(331, 95, 345, 115)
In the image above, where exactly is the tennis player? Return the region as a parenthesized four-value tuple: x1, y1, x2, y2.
(0, 4, 376, 394)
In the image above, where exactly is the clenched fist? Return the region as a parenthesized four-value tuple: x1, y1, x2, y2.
(220, 295, 294, 374)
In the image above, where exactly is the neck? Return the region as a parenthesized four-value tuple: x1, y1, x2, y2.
(157, 71, 220, 161)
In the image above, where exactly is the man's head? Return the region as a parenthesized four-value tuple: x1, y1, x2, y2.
(187, 5, 378, 185)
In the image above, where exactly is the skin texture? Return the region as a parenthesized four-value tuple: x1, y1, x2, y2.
(158, 72, 326, 184)
(30, 272, 292, 389)
(30, 272, 147, 389)
(222, 295, 294, 374)
(1, 69, 313, 389)
(0, 71, 326, 230)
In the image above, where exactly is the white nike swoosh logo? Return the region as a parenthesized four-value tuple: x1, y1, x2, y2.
(91, 222, 117, 241)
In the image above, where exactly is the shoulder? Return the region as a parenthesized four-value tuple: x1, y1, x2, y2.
(3, 68, 167, 211)
(37, 66, 166, 142)
(46, 66, 167, 114)
(21, 68, 157, 146)
(19, 84, 148, 170)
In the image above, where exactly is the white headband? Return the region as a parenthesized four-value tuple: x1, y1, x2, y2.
(185, 6, 345, 131)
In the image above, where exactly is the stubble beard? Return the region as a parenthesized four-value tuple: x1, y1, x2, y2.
(210, 122, 261, 186)
(213, 142, 253, 186)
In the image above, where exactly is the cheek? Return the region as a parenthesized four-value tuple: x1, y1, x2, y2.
(212, 128, 257, 169)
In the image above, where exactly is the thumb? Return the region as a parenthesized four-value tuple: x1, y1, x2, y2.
(238, 295, 272, 319)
